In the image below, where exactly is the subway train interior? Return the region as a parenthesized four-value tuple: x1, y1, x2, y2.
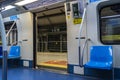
(0, 0, 120, 80)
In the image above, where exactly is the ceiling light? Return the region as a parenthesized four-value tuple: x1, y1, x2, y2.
(3, 5, 15, 11)
(15, 0, 38, 6)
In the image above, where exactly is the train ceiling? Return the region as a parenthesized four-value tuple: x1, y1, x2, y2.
(1, 0, 68, 18)
(0, 0, 68, 26)
(0, 0, 17, 7)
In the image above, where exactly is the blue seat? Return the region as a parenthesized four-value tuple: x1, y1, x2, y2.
(90, 0, 100, 3)
(84, 46, 112, 70)
(0, 46, 20, 59)
(8, 46, 20, 59)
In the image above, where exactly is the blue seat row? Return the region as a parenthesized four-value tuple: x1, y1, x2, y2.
(0, 46, 20, 59)
(84, 46, 112, 70)
(89, 0, 100, 3)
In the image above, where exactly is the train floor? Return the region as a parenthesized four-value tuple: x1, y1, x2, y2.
(0, 67, 102, 80)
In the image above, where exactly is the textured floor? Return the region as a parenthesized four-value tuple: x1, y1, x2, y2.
(0, 68, 100, 80)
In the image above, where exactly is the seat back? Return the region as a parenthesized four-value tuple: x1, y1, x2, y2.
(90, 46, 112, 63)
(9, 46, 20, 56)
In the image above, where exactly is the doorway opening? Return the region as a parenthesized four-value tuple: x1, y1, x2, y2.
(35, 6, 67, 70)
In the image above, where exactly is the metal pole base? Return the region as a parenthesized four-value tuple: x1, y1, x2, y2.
(2, 51, 7, 80)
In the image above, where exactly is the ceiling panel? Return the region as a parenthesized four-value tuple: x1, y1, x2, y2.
(36, 7, 64, 17)
(37, 15, 66, 26)
(0, 0, 18, 7)
(37, 7, 66, 26)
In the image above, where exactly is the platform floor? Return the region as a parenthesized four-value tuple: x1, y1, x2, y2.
(37, 52, 67, 69)
(40, 60, 67, 69)
(0, 68, 101, 80)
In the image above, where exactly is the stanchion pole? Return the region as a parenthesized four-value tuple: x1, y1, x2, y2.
(0, 13, 8, 80)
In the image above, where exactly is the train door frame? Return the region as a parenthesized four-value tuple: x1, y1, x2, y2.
(33, 13, 37, 68)
(33, 5, 68, 69)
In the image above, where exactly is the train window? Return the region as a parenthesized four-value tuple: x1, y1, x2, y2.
(100, 4, 120, 44)
(4, 21, 18, 46)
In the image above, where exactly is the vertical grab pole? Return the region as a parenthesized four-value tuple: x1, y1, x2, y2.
(78, 8, 86, 67)
(0, 14, 8, 80)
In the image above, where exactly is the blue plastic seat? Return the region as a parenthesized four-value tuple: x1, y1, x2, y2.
(84, 46, 112, 70)
(8, 46, 20, 59)
(90, 0, 100, 3)
(0, 46, 20, 59)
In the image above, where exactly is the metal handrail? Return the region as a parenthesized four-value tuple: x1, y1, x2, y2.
(0, 13, 7, 80)
(6, 21, 16, 37)
(80, 38, 91, 67)
(78, 8, 87, 67)
(78, 8, 86, 45)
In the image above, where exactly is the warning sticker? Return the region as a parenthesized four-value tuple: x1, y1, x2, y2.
(73, 18, 82, 24)
(67, 16, 70, 19)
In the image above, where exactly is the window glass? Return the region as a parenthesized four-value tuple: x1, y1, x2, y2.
(100, 4, 120, 44)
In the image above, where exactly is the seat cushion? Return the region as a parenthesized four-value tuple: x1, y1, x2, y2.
(84, 61, 112, 70)
(8, 55, 20, 59)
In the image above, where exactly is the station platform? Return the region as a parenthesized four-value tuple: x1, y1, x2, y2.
(0, 68, 100, 80)
(40, 60, 67, 69)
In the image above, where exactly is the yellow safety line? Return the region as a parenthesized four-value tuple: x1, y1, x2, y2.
(40, 63, 67, 69)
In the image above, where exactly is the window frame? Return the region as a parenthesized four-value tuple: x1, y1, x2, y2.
(99, 3, 120, 45)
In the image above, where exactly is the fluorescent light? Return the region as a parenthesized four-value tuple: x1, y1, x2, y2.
(15, 0, 38, 6)
(3, 5, 15, 11)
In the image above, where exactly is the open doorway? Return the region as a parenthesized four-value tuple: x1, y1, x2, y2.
(35, 6, 67, 70)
